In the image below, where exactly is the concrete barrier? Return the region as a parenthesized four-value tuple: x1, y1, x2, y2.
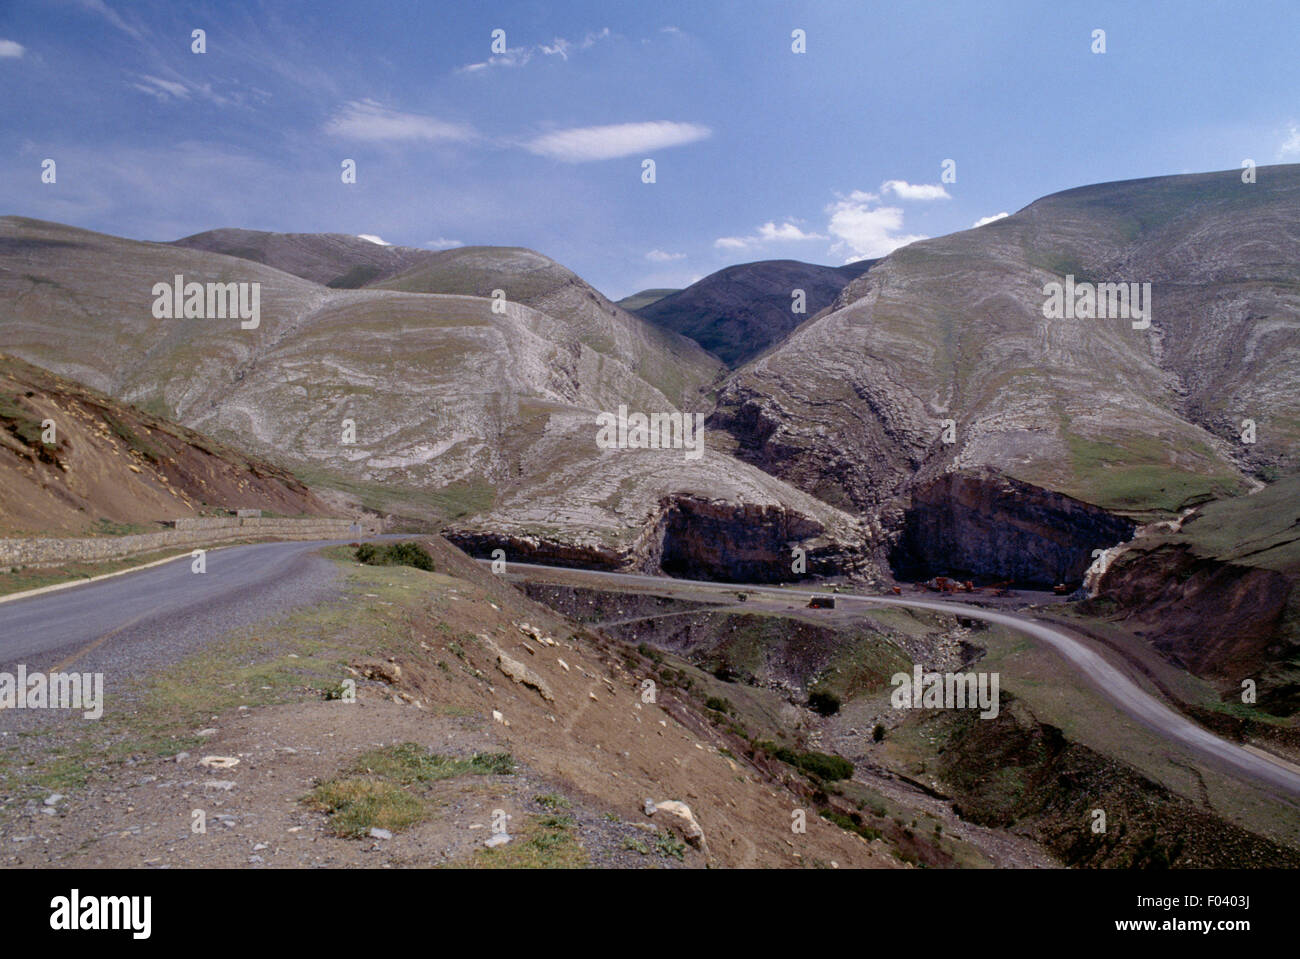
(0, 517, 381, 571)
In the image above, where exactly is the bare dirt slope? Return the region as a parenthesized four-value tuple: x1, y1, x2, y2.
(1, 536, 894, 869)
(0, 352, 330, 536)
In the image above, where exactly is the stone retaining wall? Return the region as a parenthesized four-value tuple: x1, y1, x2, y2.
(0, 517, 381, 570)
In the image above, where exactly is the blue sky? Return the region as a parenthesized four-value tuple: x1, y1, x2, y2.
(3, 0, 1299, 299)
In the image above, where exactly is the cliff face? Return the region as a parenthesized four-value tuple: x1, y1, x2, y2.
(448, 493, 875, 583)
(657, 495, 870, 583)
(890, 468, 1135, 586)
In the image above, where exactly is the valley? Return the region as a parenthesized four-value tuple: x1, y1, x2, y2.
(2, 163, 1299, 871)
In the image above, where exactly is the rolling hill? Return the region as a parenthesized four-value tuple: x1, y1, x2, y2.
(709, 165, 1300, 577)
(0, 217, 874, 579)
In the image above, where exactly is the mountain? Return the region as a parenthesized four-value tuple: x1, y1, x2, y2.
(615, 288, 679, 312)
(0, 217, 875, 580)
(710, 165, 1300, 578)
(632, 259, 876, 367)
(0, 351, 328, 536)
(172, 229, 429, 289)
(174, 230, 718, 412)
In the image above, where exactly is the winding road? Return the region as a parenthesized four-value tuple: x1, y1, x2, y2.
(493, 561, 1300, 799)
(2, 540, 1297, 799)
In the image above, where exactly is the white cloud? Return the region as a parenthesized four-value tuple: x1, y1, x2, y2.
(459, 47, 532, 73)
(324, 99, 474, 142)
(972, 212, 1010, 228)
(0, 39, 25, 58)
(425, 238, 464, 250)
(524, 121, 710, 162)
(714, 220, 825, 250)
(132, 74, 190, 101)
(646, 249, 686, 262)
(74, 0, 145, 42)
(825, 190, 927, 261)
(357, 234, 390, 246)
(1279, 123, 1300, 159)
(129, 73, 236, 107)
(459, 27, 612, 73)
(881, 179, 951, 201)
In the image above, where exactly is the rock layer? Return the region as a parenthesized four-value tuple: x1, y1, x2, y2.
(891, 468, 1135, 586)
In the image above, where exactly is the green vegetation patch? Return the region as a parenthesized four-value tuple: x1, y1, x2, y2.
(467, 813, 588, 868)
(355, 540, 436, 571)
(306, 743, 514, 837)
(758, 741, 854, 782)
(347, 742, 514, 783)
(0, 394, 45, 446)
(304, 777, 426, 838)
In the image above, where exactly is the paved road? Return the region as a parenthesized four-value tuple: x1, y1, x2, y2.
(0, 539, 358, 673)
(495, 561, 1300, 799)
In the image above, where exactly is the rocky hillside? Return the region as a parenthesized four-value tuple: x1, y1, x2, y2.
(176, 230, 719, 412)
(710, 165, 1300, 577)
(1085, 476, 1300, 718)
(0, 218, 874, 577)
(633, 259, 876, 367)
(0, 352, 330, 535)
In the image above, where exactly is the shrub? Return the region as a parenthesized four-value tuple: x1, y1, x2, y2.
(653, 831, 687, 860)
(759, 741, 855, 782)
(808, 690, 841, 716)
(704, 696, 732, 714)
(820, 809, 881, 842)
(354, 541, 435, 571)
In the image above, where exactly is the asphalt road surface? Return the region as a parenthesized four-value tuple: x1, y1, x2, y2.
(0, 539, 355, 676)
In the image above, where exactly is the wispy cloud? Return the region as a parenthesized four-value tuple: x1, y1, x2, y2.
(1279, 122, 1300, 160)
(714, 220, 824, 250)
(0, 39, 25, 59)
(972, 212, 1009, 228)
(132, 74, 190, 101)
(646, 249, 685, 261)
(881, 179, 951, 201)
(74, 0, 145, 43)
(324, 99, 475, 142)
(825, 190, 927, 262)
(425, 237, 464, 250)
(459, 27, 613, 73)
(524, 121, 710, 162)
